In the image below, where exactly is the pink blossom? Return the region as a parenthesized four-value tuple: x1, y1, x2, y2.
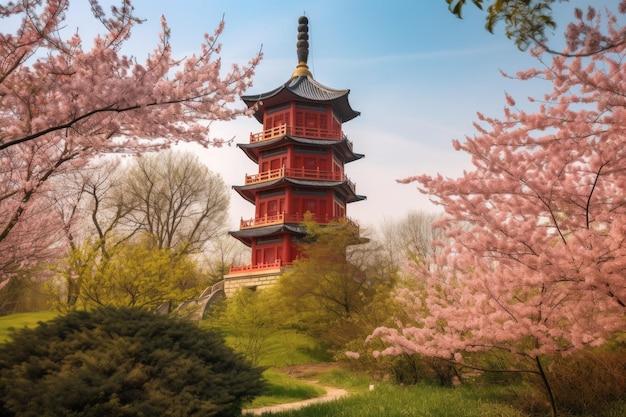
(380, 0, 626, 383)
(0, 1, 261, 282)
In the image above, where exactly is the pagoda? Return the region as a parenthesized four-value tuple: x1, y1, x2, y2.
(223, 16, 365, 296)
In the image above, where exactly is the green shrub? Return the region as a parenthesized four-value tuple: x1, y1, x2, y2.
(0, 307, 265, 417)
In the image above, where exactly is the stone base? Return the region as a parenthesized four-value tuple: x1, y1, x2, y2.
(223, 268, 284, 297)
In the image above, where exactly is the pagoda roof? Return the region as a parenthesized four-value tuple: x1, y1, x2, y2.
(233, 178, 366, 205)
(229, 224, 307, 247)
(237, 135, 364, 164)
(243, 16, 360, 124)
(242, 75, 360, 124)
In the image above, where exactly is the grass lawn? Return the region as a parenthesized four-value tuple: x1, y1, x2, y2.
(3, 311, 625, 417)
(255, 383, 527, 417)
(0, 311, 58, 343)
(253, 382, 626, 417)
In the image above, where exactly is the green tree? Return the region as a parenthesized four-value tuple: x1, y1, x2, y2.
(0, 307, 265, 417)
(55, 237, 206, 312)
(276, 218, 395, 351)
(52, 150, 229, 310)
(219, 288, 279, 367)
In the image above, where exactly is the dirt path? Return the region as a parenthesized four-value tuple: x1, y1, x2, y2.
(243, 362, 349, 415)
(242, 386, 348, 415)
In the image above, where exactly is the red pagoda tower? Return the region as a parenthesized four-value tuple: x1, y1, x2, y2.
(224, 16, 365, 296)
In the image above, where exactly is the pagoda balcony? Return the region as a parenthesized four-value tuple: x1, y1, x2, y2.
(240, 212, 345, 229)
(228, 259, 292, 275)
(245, 167, 356, 191)
(249, 124, 352, 147)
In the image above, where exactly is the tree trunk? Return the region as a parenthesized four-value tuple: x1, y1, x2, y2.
(535, 356, 557, 417)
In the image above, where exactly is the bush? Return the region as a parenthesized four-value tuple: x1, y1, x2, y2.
(547, 345, 626, 414)
(0, 306, 265, 417)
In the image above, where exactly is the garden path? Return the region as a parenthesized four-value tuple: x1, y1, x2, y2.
(243, 362, 349, 415)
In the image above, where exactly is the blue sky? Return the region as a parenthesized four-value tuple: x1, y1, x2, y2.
(75, 1, 615, 230)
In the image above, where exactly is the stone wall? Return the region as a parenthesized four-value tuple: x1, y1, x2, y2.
(223, 268, 284, 297)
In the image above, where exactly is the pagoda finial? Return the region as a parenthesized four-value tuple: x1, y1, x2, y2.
(292, 15, 312, 78)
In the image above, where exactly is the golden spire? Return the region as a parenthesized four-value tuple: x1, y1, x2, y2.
(292, 16, 312, 78)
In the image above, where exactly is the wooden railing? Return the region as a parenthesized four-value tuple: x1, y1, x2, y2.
(245, 167, 350, 184)
(249, 124, 352, 148)
(228, 259, 291, 275)
(240, 213, 346, 229)
(244, 167, 356, 195)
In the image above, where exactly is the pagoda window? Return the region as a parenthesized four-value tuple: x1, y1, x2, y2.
(304, 198, 317, 213)
(257, 189, 286, 218)
(267, 200, 278, 216)
(259, 149, 287, 174)
(303, 157, 316, 171)
(293, 102, 332, 137)
(253, 236, 285, 265)
(293, 147, 330, 173)
(263, 248, 275, 263)
(258, 198, 285, 218)
(264, 105, 291, 131)
(270, 158, 283, 170)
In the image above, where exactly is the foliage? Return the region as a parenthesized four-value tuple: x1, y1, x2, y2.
(50, 149, 229, 311)
(0, 306, 265, 417)
(447, 0, 559, 50)
(0, 0, 260, 288)
(541, 343, 626, 414)
(374, 3, 626, 416)
(54, 236, 206, 312)
(447, 1, 626, 54)
(275, 218, 396, 352)
(218, 288, 280, 367)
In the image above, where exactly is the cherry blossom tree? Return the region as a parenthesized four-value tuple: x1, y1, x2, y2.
(371, 3, 626, 416)
(0, 1, 261, 288)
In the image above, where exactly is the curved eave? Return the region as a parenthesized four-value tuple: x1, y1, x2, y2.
(242, 75, 360, 123)
(229, 224, 307, 246)
(237, 135, 364, 164)
(233, 178, 365, 204)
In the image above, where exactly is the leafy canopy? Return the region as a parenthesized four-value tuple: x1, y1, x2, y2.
(55, 237, 205, 311)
